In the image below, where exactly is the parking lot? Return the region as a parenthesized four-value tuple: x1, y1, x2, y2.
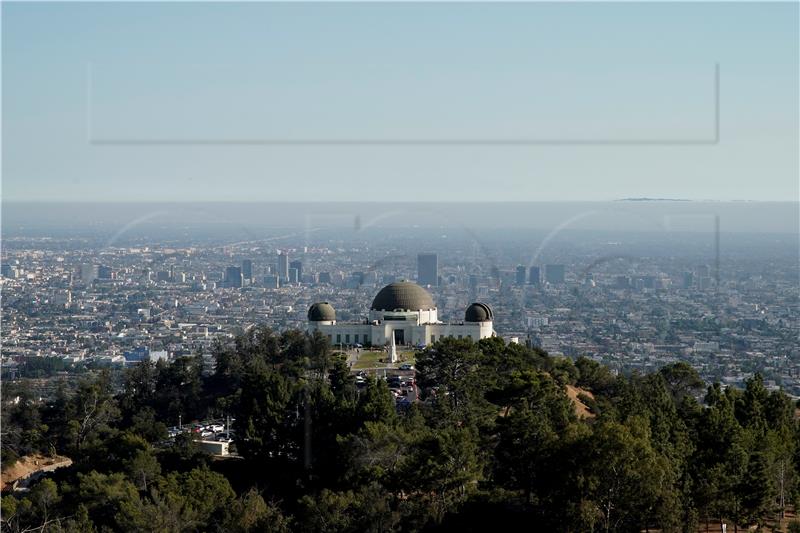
(353, 367, 418, 407)
(167, 419, 235, 443)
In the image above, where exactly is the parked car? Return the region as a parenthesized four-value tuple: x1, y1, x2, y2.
(396, 396, 413, 408)
(399, 363, 414, 371)
(210, 424, 224, 433)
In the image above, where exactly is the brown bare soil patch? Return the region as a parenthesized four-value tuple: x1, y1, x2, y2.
(566, 384, 595, 419)
(1, 453, 71, 491)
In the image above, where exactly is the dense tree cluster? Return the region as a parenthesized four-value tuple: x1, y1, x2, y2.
(2, 327, 800, 532)
(12, 355, 89, 378)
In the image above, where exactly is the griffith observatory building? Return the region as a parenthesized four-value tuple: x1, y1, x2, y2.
(308, 281, 495, 347)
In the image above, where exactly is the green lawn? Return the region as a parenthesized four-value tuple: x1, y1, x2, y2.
(352, 351, 384, 370)
(351, 350, 416, 370)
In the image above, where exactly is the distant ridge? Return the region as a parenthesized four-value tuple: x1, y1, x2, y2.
(617, 197, 692, 202)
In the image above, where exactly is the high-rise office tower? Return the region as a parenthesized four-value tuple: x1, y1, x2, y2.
(225, 266, 243, 288)
(289, 260, 302, 281)
(277, 252, 289, 281)
(97, 265, 112, 279)
(318, 272, 332, 284)
(545, 264, 566, 284)
(81, 263, 98, 285)
(417, 253, 438, 287)
(288, 268, 299, 284)
(361, 271, 378, 286)
(241, 259, 253, 281)
(528, 266, 540, 285)
(695, 264, 711, 288)
(468, 273, 480, 299)
(515, 265, 527, 286)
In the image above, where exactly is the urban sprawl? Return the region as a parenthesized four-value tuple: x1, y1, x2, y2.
(2, 231, 798, 395)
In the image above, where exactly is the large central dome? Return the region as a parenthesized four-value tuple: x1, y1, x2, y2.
(371, 281, 435, 311)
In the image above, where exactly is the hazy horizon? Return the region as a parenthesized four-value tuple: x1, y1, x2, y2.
(3, 200, 798, 237)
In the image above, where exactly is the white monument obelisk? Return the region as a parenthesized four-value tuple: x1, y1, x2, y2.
(389, 331, 398, 364)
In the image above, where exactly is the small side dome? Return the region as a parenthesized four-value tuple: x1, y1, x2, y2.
(308, 302, 336, 321)
(465, 302, 493, 322)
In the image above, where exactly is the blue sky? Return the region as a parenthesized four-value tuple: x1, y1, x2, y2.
(2, 2, 798, 202)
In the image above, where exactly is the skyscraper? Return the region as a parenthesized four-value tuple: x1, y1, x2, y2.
(225, 266, 243, 288)
(515, 265, 527, 285)
(241, 259, 253, 281)
(528, 266, 540, 285)
(417, 253, 438, 287)
(81, 263, 98, 285)
(545, 264, 565, 284)
(289, 260, 302, 281)
(277, 252, 289, 281)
